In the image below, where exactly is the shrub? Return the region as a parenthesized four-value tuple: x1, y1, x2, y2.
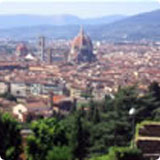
(46, 146, 72, 160)
(90, 147, 144, 160)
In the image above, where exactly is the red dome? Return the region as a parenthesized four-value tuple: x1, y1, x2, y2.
(16, 43, 28, 52)
(69, 26, 95, 63)
(71, 27, 92, 50)
(16, 43, 28, 57)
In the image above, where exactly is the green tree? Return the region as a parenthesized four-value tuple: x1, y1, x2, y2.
(71, 98, 77, 113)
(89, 87, 138, 156)
(149, 81, 160, 102)
(0, 92, 17, 102)
(90, 147, 144, 160)
(46, 146, 72, 160)
(26, 118, 67, 160)
(71, 112, 90, 160)
(136, 93, 160, 122)
(93, 107, 101, 124)
(88, 100, 96, 121)
(0, 113, 22, 160)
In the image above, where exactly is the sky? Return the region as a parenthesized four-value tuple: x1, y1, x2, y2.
(0, 0, 158, 2)
(0, 0, 159, 18)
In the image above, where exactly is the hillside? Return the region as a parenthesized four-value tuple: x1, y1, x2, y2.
(95, 9, 160, 41)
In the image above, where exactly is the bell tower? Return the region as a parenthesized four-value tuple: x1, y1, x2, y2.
(39, 36, 45, 61)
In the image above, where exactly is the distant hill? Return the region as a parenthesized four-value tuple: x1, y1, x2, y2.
(0, 14, 126, 29)
(1, 10, 160, 42)
(0, 25, 81, 40)
(93, 9, 160, 41)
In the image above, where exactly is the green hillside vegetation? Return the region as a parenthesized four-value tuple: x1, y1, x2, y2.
(1, 81, 160, 159)
(90, 147, 144, 160)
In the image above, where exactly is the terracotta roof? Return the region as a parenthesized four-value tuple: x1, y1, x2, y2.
(53, 95, 67, 104)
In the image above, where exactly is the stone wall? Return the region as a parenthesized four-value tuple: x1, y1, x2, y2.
(136, 122, 160, 160)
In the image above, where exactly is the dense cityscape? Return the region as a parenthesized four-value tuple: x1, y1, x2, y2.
(0, 27, 160, 118)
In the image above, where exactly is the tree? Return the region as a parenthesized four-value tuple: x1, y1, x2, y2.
(71, 98, 77, 113)
(26, 118, 67, 160)
(90, 147, 144, 160)
(71, 112, 90, 160)
(0, 113, 22, 160)
(146, 81, 160, 120)
(25, 84, 160, 160)
(88, 100, 96, 121)
(135, 93, 159, 121)
(89, 87, 138, 156)
(93, 107, 101, 124)
(0, 92, 17, 102)
(89, 111, 132, 156)
(149, 81, 160, 102)
(46, 146, 72, 160)
(100, 95, 113, 112)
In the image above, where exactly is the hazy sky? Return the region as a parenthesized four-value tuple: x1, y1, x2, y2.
(0, 0, 159, 2)
(0, 0, 160, 18)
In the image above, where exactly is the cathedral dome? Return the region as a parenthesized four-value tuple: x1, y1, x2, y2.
(69, 27, 95, 63)
(16, 43, 27, 52)
(16, 43, 28, 57)
(71, 27, 93, 51)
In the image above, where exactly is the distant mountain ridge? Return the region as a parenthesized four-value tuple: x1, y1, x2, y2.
(94, 9, 160, 41)
(1, 10, 160, 42)
(0, 14, 126, 29)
